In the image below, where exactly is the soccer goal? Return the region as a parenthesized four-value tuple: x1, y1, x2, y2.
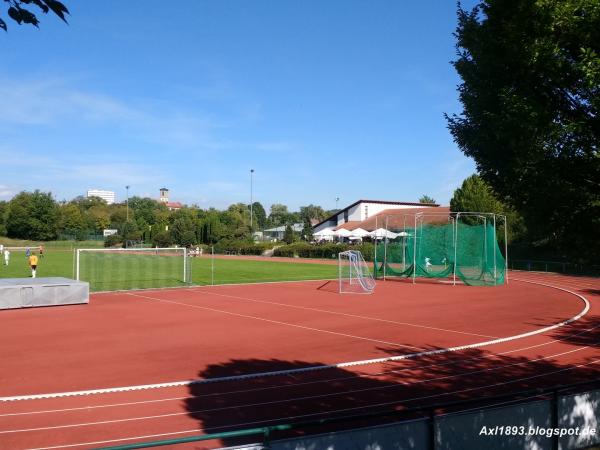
(339, 250, 376, 294)
(75, 247, 192, 292)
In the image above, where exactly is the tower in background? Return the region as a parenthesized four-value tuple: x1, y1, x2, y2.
(159, 188, 169, 204)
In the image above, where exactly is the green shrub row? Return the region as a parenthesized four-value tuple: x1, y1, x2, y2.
(273, 242, 374, 261)
(212, 240, 279, 255)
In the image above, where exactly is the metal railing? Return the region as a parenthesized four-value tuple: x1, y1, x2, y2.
(510, 259, 600, 276)
(94, 379, 600, 450)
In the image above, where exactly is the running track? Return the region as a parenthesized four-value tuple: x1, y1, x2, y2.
(0, 271, 598, 449)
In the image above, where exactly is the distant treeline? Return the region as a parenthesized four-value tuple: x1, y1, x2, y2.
(0, 191, 335, 247)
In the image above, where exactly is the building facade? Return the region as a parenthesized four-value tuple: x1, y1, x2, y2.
(86, 189, 116, 205)
(312, 200, 441, 234)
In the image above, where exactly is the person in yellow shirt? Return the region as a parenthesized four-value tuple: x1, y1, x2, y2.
(28, 253, 39, 278)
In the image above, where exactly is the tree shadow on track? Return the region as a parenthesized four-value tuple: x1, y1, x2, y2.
(551, 315, 600, 348)
(582, 289, 600, 297)
(185, 346, 599, 448)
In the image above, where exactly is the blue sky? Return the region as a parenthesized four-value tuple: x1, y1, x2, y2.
(0, 0, 478, 211)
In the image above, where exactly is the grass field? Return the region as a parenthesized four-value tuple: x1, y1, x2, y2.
(0, 249, 338, 291)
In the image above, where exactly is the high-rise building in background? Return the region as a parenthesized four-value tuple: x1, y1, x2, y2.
(86, 189, 116, 205)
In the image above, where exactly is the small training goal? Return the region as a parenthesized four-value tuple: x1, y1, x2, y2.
(339, 250, 376, 294)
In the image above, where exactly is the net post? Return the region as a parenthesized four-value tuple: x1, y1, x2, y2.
(503, 215, 509, 285)
(373, 216, 378, 279)
(183, 247, 188, 284)
(338, 251, 342, 294)
(493, 214, 497, 281)
(76, 249, 81, 281)
(403, 215, 407, 270)
(211, 246, 215, 286)
(453, 213, 459, 286)
(383, 216, 388, 281)
(413, 213, 417, 284)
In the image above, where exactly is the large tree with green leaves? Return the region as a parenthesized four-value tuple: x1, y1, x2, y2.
(447, 0, 600, 260)
(1, 0, 69, 31)
(250, 201, 267, 229)
(6, 190, 59, 240)
(450, 174, 525, 243)
(419, 195, 437, 205)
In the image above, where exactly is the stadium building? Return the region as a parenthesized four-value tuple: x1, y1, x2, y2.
(312, 199, 447, 235)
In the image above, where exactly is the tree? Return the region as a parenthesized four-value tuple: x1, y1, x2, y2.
(6, 190, 59, 240)
(128, 196, 164, 225)
(152, 230, 173, 248)
(446, 0, 600, 260)
(58, 203, 85, 234)
(1, 0, 69, 31)
(419, 195, 437, 205)
(250, 202, 267, 229)
(283, 224, 296, 244)
(0, 201, 8, 235)
(301, 219, 314, 242)
(299, 204, 327, 223)
(268, 204, 289, 227)
(451, 175, 525, 243)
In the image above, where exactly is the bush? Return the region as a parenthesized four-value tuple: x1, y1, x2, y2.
(273, 242, 374, 261)
(152, 231, 173, 248)
(213, 240, 277, 255)
(104, 234, 123, 248)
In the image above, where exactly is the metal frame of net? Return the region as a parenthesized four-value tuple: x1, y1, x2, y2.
(374, 212, 508, 286)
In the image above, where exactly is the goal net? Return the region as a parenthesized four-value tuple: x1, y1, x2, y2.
(339, 250, 376, 294)
(76, 247, 191, 292)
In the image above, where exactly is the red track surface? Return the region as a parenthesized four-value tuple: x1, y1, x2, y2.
(0, 271, 598, 450)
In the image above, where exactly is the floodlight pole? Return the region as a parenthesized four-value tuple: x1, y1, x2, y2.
(250, 169, 254, 231)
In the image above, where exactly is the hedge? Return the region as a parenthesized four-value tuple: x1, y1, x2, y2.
(212, 240, 279, 256)
(273, 242, 374, 261)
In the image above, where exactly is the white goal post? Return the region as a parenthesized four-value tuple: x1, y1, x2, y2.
(339, 250, 376, 294)
(75, 247, 191, 291)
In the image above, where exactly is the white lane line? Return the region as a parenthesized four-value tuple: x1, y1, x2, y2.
(23, 429, 200, 450)
(196, 290, 499, 339)
(124, 291, 424, 350)
(0, 277, 589, 402)
(4, 315, 599, 418)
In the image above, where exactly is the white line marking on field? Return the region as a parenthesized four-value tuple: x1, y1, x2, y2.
(0, 278, 589, 402)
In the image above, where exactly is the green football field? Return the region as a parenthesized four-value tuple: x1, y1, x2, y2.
(0, 250, 338, 291)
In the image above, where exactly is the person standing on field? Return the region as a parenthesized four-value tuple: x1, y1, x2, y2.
(39, 245, 44, 258)
(28, 252, 38, 278)
(3, 249, 9, 266)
